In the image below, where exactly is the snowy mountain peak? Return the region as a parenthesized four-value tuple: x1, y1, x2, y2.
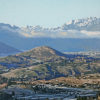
(62, 17, 100, 31)
(66, 17, 100, 26)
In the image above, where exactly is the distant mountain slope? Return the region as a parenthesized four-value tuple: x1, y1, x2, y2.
(0, 46, 100, 80)
(1, 37, 100, 52)
(0, 41, 21, 57)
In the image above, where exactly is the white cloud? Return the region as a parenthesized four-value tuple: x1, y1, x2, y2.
(81, 30, 100, 38)
(19, 28, 100, 38)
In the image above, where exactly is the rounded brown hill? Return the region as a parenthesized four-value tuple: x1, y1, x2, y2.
(19, 46, 66, 61)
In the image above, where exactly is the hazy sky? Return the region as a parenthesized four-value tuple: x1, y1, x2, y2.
(0, 0, 100, 27)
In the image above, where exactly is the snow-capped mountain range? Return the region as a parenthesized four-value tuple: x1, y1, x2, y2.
(65, 17, 100, 27)
(19, 17, 100, 38)
(0, 17, 100, 38)
(62, 17, 100, 30)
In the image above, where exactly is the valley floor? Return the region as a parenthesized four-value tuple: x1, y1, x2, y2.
(0, 84, 99, 100)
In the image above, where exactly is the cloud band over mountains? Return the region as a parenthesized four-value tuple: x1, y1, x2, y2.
(0, 17, 100, 38)
(19, 29, 100, 38)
